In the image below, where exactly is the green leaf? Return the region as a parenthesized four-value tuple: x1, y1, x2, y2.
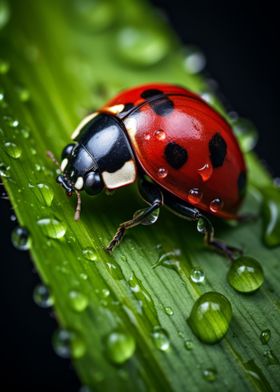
(1, 0, 280, 390)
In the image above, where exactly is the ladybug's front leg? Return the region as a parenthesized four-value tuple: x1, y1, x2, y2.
(106, 179, 163, 252)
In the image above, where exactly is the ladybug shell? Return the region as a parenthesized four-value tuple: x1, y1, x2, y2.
(102, 83, 246, 219)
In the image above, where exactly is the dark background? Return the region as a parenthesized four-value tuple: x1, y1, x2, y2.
(1, 1, 279, 391)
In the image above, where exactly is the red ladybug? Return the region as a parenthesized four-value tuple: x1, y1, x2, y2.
(55, 83, 247, 257)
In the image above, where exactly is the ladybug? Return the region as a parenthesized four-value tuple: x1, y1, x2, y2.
(54, 83, 247, 257)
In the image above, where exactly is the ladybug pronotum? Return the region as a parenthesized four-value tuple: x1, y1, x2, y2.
(54, 83, 247, 256)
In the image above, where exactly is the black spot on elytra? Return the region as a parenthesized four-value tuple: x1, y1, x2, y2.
(209, 132, 227, 168)
(141, 89, 164, 99)
(164, 142, 188, 169)
(237, 171, 247, 198)
(150, 97, 174, 116)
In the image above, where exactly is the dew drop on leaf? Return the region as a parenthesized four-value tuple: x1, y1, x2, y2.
(68, 290, 89, 312)
(30, 183, 54, 207)
(37, 218, 66, 239)
(190, 267, 205, 284)
(184, 339, 193, 351)
(4, 115, 19, 128)
(52, 329, 86, 359)
(33, 284, 54, 308)
(187, 292, 232, 344)
(11, 226, 31, 250)
(164, 306, 174, 316)
(227, 256, 264, 293)
(151, 326, 170, 351)
(82, 247, 97, 261)
(4, 141, 22, 159)
(260, 329, 271, 345)
(105, 330, 136, 364)
(202, 368, 217, 382)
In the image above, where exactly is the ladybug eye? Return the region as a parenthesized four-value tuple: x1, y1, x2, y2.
(84, 171, 104, 195)
(61, 143, 75, 159)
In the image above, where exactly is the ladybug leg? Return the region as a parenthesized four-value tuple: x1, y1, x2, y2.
(106, 179, 163, 252)
(196, 214, 242, 260)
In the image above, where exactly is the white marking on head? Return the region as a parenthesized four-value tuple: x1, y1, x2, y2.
(60, 158, 68, 172)
(102, 160, 136, 189)
(71, 112, 98, 140)
(124, 117, 137, 140)
(74, 176, 84, 190)
(105, 104, 125, 114)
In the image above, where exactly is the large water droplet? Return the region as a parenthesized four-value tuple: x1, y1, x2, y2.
(37, 218, 66, 239)
(133, 207, 160, 225)
(190, 267, 205, 284)
(231, 117, 258, 152)
(4, 141, 22, 159)
(188, 291, 232, 344)
(11, 226, 31, 250)
(74, 0, 115, 32)
(202, 368, 217, 382)
(30, 183, 54, 206)
(68, 290, 89, 312)
(0, 0, 10, 29)
(33, 284, 54, 308)
(82, 247, 97, 261)
(188, 188, 203, 204)
(227, 256, 264, 293)
(198, 163, 213, 182)
(0, 58, 9, 74)
(53, 329, 86, 359)
(115, 26, 170, 67)
(183, 46, 206, 74)
(260, 329, 271, 345)
(105, 330, 135, 364)
(151, 326, 170, 351)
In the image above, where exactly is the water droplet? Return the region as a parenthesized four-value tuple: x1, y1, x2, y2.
(231, 117, 258, 152)
(202, 368, 217, 382)
(157, 167, 168, 179)
(263, 349, 279, 366)
(143, 132, 151, 140)
(183, 46, 206, 74)
(227, 256, 264, 293)
(209, 198, 224, 213)
(11, 226, 31, 250)
(190, 267, 205, 283)
(184, 339, 193, 351)
(188, 291, 232, 344)
(0, 58, 9, 74)
(74, 0, 115, 32)
(115, 26, 170, 67)
(37, 218, 66, 239)
(33, 284, 54, 308)
(105, 330, 136, 364)
(4, 142, 22, 159)
(82, 247, 97, 261)
(154, 129, 166, 140)
(154, 249, 182, 273)
(80, 272, 88, 281)
(16, 85, 30, 102)
(106, 262, 123, 280)
(128, 273, 155, 316)
(262, 191, 280, 247)
(20, 127, 31, 139)
(164, 306, 174, 316)
(30, 183, 54, 206)
(198, 163, 213, 181)
(10, 214, 16, 222)
(69, 290, 88, 312)
(260, 329, 271, 345)
(4, 115, 19, 128)
(151, 326, 170, 351)
(188, 188, 203, 204)
(52, 329, 86, 359)
(133, 207, 160, 225)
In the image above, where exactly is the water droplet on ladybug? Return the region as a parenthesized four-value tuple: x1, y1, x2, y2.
(154, 129, 166, 140)
(188, 188, 203, 204)
(143, 132, 151, 140)
(209, 198, 224, 213)
(157, 167, 168, 178)
(198, 163, 213, 182)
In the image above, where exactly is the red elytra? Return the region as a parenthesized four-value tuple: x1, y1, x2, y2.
(103, 83, 246, 220)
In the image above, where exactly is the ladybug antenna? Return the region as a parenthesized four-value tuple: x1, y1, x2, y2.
(74, 190, 82, 221)
(47, 150, 60, 168)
